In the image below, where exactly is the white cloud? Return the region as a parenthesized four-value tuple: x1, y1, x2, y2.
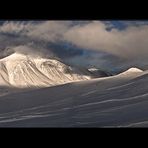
(0, 21, 32, 34)
(26, 21, 72, 42)
(63, 21, 148, 61)
(0, 21, 72, 42)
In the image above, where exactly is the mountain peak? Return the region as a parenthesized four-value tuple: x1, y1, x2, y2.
(0, 52, 28, 61)
(126, 67, 143, 73)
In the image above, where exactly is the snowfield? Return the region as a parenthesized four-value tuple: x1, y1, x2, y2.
(0, 61, 147, 127)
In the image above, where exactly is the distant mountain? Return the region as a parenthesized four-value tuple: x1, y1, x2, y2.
(0, 52, 110, 88)
(88, 67, 112, 78)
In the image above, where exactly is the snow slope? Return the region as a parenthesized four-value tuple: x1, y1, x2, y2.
(0, 67, 146, 127)
(0, 52, 147, 127)
(0, 52, 105, 88)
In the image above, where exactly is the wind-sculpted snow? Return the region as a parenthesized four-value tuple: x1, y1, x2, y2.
(0, 67, 146, 127)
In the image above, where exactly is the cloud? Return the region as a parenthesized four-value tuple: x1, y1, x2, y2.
(0, 21, 90, 60)
(2, 20, 148, 61)
(26, 21, 72, 42)
(0, 21, 148, 72)
(0, 21, 72, 58)
(63, 21, 148, 61)
(0, 21, 32, 34)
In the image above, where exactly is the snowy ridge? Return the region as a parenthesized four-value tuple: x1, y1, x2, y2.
(125, 68, 143, 73)
(116, 67, 143, 77)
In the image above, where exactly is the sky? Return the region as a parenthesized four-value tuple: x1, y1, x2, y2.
(0, 20, 148, 73)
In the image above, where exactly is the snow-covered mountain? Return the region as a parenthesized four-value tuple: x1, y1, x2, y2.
(0, 52, 109, 88)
